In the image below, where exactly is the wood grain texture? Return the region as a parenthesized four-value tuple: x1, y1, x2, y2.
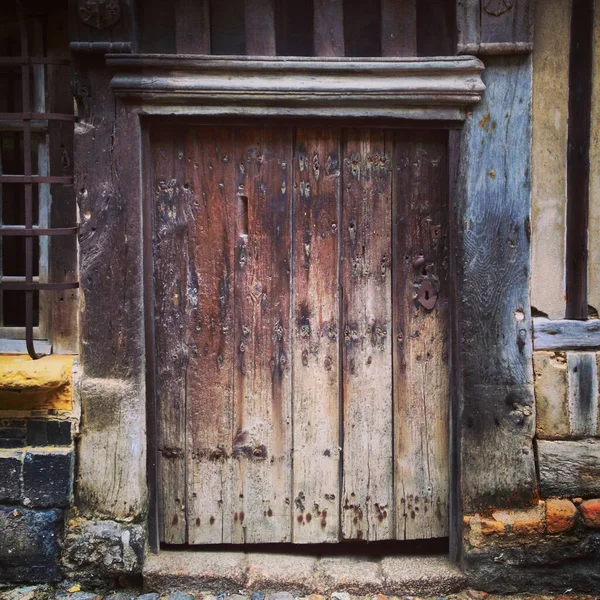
(458, 0, 533, 54)
(530, 0, 571, 320)
(175, 0, 210, 54)
(232, 127, 293, 543)
(455, 56, 537, 512)
(46, 7, 77, 354)
(567, 352, 599, 437)
(393, 131, 449, 540)
(480, 0, 533, 47)
(537, 438, 600, 497)
(291, 128, 341, 543)
(381, 0, 417, 57)
(152, 129, 188, 544)
(184, 127, 236, 544)
(74, 63, 146, 519)
(341, 129, 393, 541)
(245, 0, 276, 56)
(314, 0, 344, 57)
(533, 318, 600, 350)
(589, 0, 600, 316)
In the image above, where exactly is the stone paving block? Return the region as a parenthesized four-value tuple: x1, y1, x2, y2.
(0, 506, 63, 582)
(246, 554, 318, 594)
(143, 551, 248, 593)
(380, 556, 467, 596)
(314, 557, 383, 595)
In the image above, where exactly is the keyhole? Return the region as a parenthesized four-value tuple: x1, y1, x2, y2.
(425, 290, 430, 300)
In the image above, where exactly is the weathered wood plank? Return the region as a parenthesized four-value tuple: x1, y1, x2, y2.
(458, 0, 533, 54)
(533, 318, 600, 350)
(416, 0, 455, 57)
(175, 0, 210, 54)
(232, 127, 293, 543)
(245, 0, 276, 55)
(314, 0, 344, 57)
(341, 129, 393, 541)
(152, 128, 188, 544)
(480, 0, 533, 48)
(275, 0, 314, 56)
(75, 63, 146, 520)
(537, 438, 600, 497)
(589, 0, 600, 317)
(381, 0, 416, 57)
(455, 56, 537, 512)
(393, 131, 449, 540)
(291, 128, 341, 543)
(567, 352, 599, 437)
(185, 127, 236, 544)
(47, 8, 77, 353)
(530, 0, 571, 320)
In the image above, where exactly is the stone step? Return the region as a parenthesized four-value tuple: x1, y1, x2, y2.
(144, 551, 466, 597)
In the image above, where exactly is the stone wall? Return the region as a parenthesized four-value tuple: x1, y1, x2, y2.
(0, 356, 78, 583)
(462, 350, 600, 592)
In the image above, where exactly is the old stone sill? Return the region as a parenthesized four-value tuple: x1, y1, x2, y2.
(0, 355, 75, 411)
(144, 551, 465, 596)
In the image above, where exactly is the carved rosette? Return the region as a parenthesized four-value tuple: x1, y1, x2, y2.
(78, 0, 121, 29)
(483, 0, 514, 17)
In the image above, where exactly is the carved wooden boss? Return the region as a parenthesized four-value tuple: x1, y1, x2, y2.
(71, 0, 535, 557)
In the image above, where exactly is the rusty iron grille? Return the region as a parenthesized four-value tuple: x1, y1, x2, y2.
(0, 2, 78, 359)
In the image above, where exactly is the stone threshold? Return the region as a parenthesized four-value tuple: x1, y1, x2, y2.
(144, 551, 466, 597)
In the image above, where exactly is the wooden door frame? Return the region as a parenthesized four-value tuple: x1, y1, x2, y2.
(93, 53, 535, 562)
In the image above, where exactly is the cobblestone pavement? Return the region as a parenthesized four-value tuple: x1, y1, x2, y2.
(0, 585, 598, 600)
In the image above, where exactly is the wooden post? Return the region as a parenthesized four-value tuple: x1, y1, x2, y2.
(245, 0, 276, 55)
(314, 0, 344, 57)
(455, 56, 537, 515)
(381, 0, 417, 57)
(175, 0, 210, 54)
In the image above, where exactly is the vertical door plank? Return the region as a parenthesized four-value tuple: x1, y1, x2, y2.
(589, 0, 600, 317)
(393, 131, 450, 540)
(292, 128, 341, 543)
(314, 0, 345, 56)
(341, 129, 393, 541)
(381, 0, 417, 57)
(185, 127, 236, 544)
(245, 0, 276, 55)
(531, 0, 571, 319)
(231, 127, 293, 543)
(175, 0, 211, 54)
(153, 128, 188, 544)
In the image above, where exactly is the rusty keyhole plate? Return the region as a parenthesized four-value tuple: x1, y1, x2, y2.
(417, 279, 437, 310)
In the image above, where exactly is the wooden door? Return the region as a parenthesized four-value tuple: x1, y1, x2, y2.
(149, 124, 450, 545)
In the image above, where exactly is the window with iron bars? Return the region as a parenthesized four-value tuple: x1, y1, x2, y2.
(0, 1, 78, 358)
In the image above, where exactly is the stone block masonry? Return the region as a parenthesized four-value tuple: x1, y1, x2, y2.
(0, 355, 77, 584)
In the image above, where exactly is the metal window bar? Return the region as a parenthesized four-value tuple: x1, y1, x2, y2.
(0, 2, 78, 359)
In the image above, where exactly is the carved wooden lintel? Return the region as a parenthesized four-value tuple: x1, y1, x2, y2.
(457, 0, 534, 55)
(107, 55, 485, 121)
(69, 0, 135, 52)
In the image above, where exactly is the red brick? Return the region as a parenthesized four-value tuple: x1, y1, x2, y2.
(546, 498, 578, 533)
(580, 499, 600, 529)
